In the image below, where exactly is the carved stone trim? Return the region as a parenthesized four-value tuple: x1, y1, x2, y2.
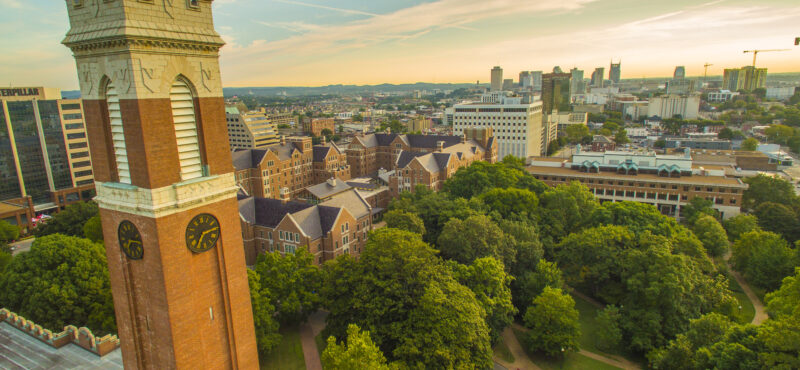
(94, 173, 238, 218)
(65, 37, 223, 57)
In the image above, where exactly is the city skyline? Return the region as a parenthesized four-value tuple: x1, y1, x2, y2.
(1, 0, 799, 89)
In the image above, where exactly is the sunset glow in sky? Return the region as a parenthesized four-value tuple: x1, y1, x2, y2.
(1, 0, 798, 88)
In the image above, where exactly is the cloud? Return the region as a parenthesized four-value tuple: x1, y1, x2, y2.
(274, 0, 377, 17)
(256, 20, 322, 34)
(0, 0, 23, 9)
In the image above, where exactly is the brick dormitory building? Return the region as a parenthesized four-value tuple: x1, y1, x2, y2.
(527, 145, 748, 220)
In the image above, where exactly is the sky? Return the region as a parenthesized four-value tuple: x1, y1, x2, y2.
(1, 0, 799, 89)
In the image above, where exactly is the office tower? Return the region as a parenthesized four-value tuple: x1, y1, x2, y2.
(591, 67, 605, 88)
(519, 71, 533, 88)
(0, 87, 96, 230)
(491, 66, 503, 91)
(647, 94, 701, 119)
(553, 66, 564, 74)
(542, 72, 572, 114)
(609, 61, 621, 84)
(569, 68, 585, 95)
(452, 94, 545, 158)
(503, 79, 514, 90)
(674, 66, 686, 79)
(531, 71, 543, 91)
(723, 66, 767, 92)
(225, 106, 279, 150)
(62, 1, 259, 368)
(666, 79, 696, 94)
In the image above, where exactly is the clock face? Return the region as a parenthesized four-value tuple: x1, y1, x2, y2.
(118, 220, 143, 260)
(186, 213, 220, 253)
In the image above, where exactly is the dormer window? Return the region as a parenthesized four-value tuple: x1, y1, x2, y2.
(187, 0, 200, 9)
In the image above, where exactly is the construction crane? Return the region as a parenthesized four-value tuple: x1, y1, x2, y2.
(703, 63, 713, 83)
(743, 49, 790, 67)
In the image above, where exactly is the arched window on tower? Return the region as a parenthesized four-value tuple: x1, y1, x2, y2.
(170, 78, 204, 181)
(105, 80, 131, 184)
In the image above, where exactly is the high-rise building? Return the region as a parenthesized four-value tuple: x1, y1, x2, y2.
(225, 107, 279, 150)
(0, 87, 96, 231)
(491, 66, 503, 91)
(723, 66, 767, 92)
(519, 71, 533, 89)
(674, 66, 686, 79)
(591, 68, 605, 88)
(62, 1, 258, 368)
(647, 94, 701, 119)
(569, 68, 586, 95)
(452, 95, 545, 158)
(666, 79, 696, 94)
(503, 79, 514, 91)
(609, 61, 621, 84)
(531, 71, 543, 91)
(542, 72, 572, 114)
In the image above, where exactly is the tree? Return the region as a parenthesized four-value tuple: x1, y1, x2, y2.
(537, 182, 599, 244)
(321, 229, 492, 369)
(247, 269, 281, 354)
(722, 214, 760, 241)
(741, 137, 759, 151)
(731, 230, 797, 291)
(437, 215, 512, 267)
(596, 306, 623, 352)
(383, 210, 425, 236)
(389, 187, 482, 244)
(320, 128, 333, 137)
(765, 124, 794, 145)
(33, 202, 98, 237)
(450, 257, 516, 344)
(718, 127, 734, 140)
(742, 174, 797, 211)
(614, 129, 630, 145)
(523, 287, 581, 357)
(692, 215, 729, 257)
(681, 197, 719, 225)
(82, 215, 104, 243)
(496, 219, 544, 277)
(765, 267, 800, 319)
(253, 248, 322, 325)
(753, 202, 800, 242)
(478, 187, 538, 221)
(513, 259, 563, 312)
(565, 124, 590, 144)
(322, 324, 393, 370)
(0, 220, 20, 243)
(0, 235, 115, 334)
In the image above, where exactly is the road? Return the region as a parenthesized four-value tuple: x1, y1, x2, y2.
(9, 238, 34, 256)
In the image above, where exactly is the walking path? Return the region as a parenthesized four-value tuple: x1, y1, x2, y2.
(298, 311, 328, 370)
(496, 327, 541, 370)
(723, 252, 768, 325)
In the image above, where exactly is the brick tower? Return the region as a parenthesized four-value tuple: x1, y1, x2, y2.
(62, 1, 258, 368)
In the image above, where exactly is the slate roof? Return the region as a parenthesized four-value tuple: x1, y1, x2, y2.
(0, 322, 122, 369)
(396, 151, 426, 168)
(248, 197, 314, 228)
(305, 180, 352, 199)
(406, 134, 462, 148)
(318, 206, 342, 237)
(239, 196, 344, 239)
(320, 189, 371, 219)
(313, 146, 331, 162)
(232, 149, 267, 170)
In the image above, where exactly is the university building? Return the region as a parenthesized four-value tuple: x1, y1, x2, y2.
(225, 106, 279, 150)
(1, 87, 96, 231)
(302, 117, 335, 136)
(527, 147, 747, 219)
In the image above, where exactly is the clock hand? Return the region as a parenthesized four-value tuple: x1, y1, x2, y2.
(197, 227, 220, 246)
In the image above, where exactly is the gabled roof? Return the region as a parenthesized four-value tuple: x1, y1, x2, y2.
(396, 151, 426, 168)
(313, 146, 332, 162)
(405, 134, 462, 149)
(243, 197, 314, 228)
(305, 180, 352, 199)
(320, 189, 371, 219)
(232, 149, 268, 170)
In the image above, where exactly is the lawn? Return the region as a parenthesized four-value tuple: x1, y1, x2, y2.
(492, 338, 515, 364)
(728, 275, 756, 323)
(512, 327, 620, 370)
(260, 325, 306, 370)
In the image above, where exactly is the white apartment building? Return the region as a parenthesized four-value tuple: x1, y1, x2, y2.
(707, 90, 739, 103)
(647, 94, 700, 120)
(452, 95, 545, 158)
(225, 107, 280, 150)
(766, 87, 796, 101)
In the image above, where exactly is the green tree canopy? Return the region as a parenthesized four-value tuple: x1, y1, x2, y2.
(0, 220, 20, 243)
(383, 210, 425, 236)
(523, 287, 581, 357)
(692, 215, 729, 257)
(753, 202, 800, 242)
(33, 202, 98, 238)
(681, 197, 720, 225)
(512, 259, 564, 312)
(437, 215, 513, 267)
(537, 182, 599, 245)
(321, 228, 492, 369)
(322, 324, 393, 370)
(731, 230, 798, 291)
(450, 257, 516, 344)
(565, 124, 590, 144)
(252, 248, 322, 325)
(0, 235, 115, 334)
(82, 215, 104, 243)
(389, 187, 482, 244)
(247, 269, 281, 354)
(478, 187, 539, 221)
(765, 267, 800, 319)
(722, 214, 760, 241)
(741, 137, 759, 151)
(742, 174, 797, 211)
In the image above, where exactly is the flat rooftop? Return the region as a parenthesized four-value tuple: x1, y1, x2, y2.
(0, 322, 122, 369)
(527, 165, 746, 187)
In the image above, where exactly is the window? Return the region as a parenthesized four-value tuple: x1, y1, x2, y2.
(63, 113, 83, 120)
(65, 123, 84, 130)
(285, 245, 296, 254)
(279, 231, 284, 240)
(72, 160, 91, 169)
(67, 132, 86, 140)
(75, 170, 93, 177)
(294, 233, 300, 242)
(106, 81, 131, 183)
(170, 78, 203, 181)
(71, 151, 90, 159)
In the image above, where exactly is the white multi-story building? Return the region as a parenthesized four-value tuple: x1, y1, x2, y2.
(452, 94, 545, 159)
(766, 87, 796, 101)
(225, 107, 280, 150)
(647, 94, 701, 119)
(707, 90, 739, 103)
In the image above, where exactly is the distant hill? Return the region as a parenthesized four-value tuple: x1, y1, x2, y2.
(223, 82, 481, 97)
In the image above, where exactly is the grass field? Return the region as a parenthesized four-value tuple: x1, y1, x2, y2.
(492, 338, 515, 363)
(728, 275, 756, 323)
(259, 326, 306, 370)
(511, 327, 620, 370)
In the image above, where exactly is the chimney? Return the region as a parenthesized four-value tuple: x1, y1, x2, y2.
(386, 127, 391, 134)
(436, 141, 444, 152)
(280, 135, 286, 145)
(279, 187, 290, 204)
(327, 177, 337, 187)
(320, 135, 326, 145)
(461, 135, 467, 144)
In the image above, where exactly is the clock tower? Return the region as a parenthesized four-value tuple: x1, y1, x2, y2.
(62, 1, 258, 368)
